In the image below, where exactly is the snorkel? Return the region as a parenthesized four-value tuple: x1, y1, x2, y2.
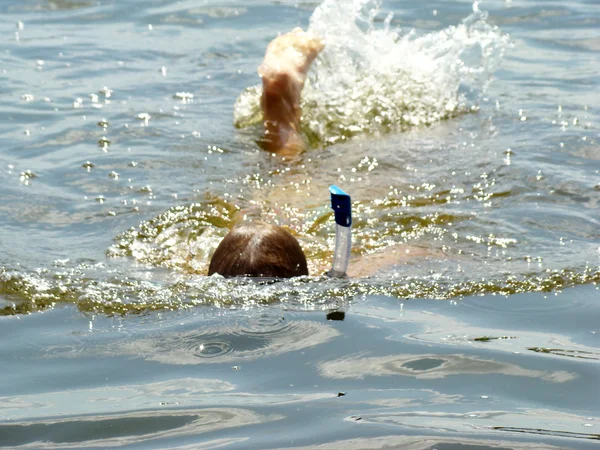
(327, 185, 352, 278)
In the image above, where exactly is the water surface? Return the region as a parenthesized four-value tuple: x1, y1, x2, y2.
(0, 0, 599, 448)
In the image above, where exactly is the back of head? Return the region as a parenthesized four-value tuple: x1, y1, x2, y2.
(208, 222, 308, 278)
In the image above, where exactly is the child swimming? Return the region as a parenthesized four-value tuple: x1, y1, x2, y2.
(209, 28, 326, 278)
(208, 31, 435, 280)
(209, 186, 352, 279)
(208, 222, 309, 278)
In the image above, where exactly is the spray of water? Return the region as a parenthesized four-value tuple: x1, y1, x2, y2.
(234, 0, 509, 144)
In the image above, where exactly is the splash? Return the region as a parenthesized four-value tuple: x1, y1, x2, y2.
(2, 262, 598, 317)
(234, 0, 509, 144)
(107, 197, 238, 274)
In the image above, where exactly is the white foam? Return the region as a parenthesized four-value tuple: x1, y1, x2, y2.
(234, 0, 509, 145)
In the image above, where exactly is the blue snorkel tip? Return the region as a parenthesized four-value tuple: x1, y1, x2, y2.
(329, 185, 352, 227)
(328, 185, 352, 278)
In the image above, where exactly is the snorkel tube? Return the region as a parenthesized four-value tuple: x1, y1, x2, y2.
(327, 185, 352, 278)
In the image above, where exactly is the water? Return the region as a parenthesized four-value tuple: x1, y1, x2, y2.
(0, 0, 599, 448)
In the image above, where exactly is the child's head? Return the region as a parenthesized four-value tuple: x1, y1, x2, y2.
(208, 222, 308, 278)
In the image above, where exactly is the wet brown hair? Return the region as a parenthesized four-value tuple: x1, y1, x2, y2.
(208, 222, 308, 278)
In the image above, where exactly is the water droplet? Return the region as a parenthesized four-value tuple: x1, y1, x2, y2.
(137, 113, 151, 125)
(99, 87, 113, 98)
(98, 137, 111, 148)
(173, 92, 194, 103)
(20, 170, 37, 185)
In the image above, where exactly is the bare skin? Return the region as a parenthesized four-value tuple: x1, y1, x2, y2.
(209, 30, 440, 279)
(346, 245, 443, 278)
(259, 28, 324, 155)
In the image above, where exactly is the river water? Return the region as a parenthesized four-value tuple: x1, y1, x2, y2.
(1, 0, 599, 448)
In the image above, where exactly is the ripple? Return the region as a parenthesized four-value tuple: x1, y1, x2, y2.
(493, 426, 600, 441)
(9, 1, 94, 12)
(113, 318, 340, 365)
(318, 352, 576, 382)
(261, 434, 576, 449)
(239, 312, 287, 337)
(2, 262, 599, 317)
(0, 407, 271, 448)
(527, 347, 600, 361)
(106, 198, 236, 274)
(353, 409, 600, 444)
(459, 281, 593, 316)
(188, 339, 234, 359)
